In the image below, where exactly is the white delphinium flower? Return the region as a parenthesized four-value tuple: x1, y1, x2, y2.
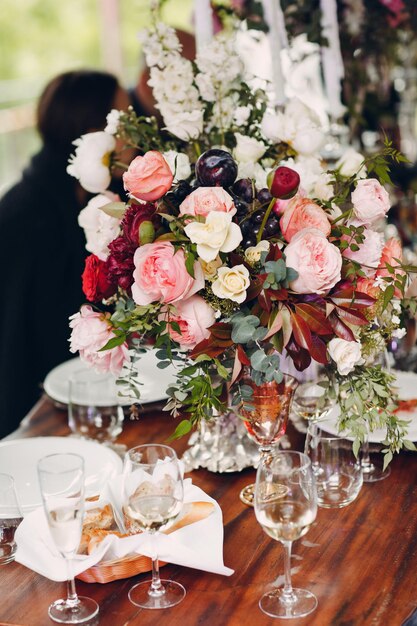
(67, 131, 115, 193)
(105, 109, 122, 135)
(211, 95, 238, 130)
(195, 72, 217, 102)
(139, 23, 182, 68)
(162, 150, 191, 182)
(78, 194, 121, 260)
(234, 106, 251, 126)
(196, 34, 242, 86)
(164, 110, 204, 142)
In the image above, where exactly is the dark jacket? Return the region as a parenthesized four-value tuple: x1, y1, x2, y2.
(0, 145, 87, 438)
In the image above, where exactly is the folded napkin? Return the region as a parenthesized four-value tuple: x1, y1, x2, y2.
(15, 477, 233, 581)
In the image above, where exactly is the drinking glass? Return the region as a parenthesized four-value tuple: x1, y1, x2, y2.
(123, 444, 185, 609)
(37, 454, 99, 624)
(239, 373, 298, 506)
(305, 423, 363, 508)
(68, 369, 124, 443)
(0, 473, 22, 565)
(360, 423, 391, 483)
(254, 451, 318, 619)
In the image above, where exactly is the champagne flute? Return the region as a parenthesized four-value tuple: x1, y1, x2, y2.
(123, 444, 185, 609)
(239, 373, 298, 506)
(254, 450, 318, 619)
(37, 454, 99, 624)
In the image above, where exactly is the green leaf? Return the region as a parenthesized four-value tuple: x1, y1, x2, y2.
(99, 334, 126, 351)
(98, 201, 127, 219)
(382, 284, 395, 311)
(167, 419, 193, 440)
(251, 349, 267, 371)
(383, 451, 393, 471)
(185, 251, 196, 278)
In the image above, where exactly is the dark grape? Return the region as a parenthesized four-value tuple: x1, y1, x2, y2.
(264, 216, 280, 236)
(257, 188, 273, 205)
(232, 178, 254, 203)
(173, 180, 191, 202)
(242, 235, 257, 248)
(234, 198, 249, 215)
(251, 210, 265, 225)
(195, 149, 238, 187)
(189, 177, 200, 190)
(240, 220, 252, 235)
(252, 224, 261, 236)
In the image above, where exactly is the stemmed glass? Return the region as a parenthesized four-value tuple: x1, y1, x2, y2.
(239, 373, 298, 506)
(254, 450, 318, 619)
(360, 423, 391, 482)
(123, 444, 185, 609)
(37, 453, 99, 624)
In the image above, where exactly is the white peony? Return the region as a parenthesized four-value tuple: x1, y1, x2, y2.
(78, 194, 121, 261)
(67, 131, 115, 193)
(164, 110, 204, 141)
(336, 148, 367, 178)
(184, 212, 242, 262)
(234, 133, 266, 164)
(261, 98, 324, 156)
(245, 240, 270, 265)
(212, 265, 250, 304)
(163, 150, 191, 182)
(328, 338, 363, 375)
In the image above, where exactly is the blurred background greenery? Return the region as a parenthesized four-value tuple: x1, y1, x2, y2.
(0, 0, 193, 193)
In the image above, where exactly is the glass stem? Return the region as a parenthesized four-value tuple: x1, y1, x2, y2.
(361, 428, 374, 474)
(259, 445, 272, 463)
(281, 541, 297, 605)
(149, 533, 164, 598)
(65, 558, 79, 606)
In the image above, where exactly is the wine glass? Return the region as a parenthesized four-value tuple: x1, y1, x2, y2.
(305, 422, 363, 508)
(37, 453, 99, 624)
(292, 372, 337, 432)
(123, 444, 185, 609)
(239, 373, 298, 506)
(0, 473, 23, 565)
(254, 450, 318, 619)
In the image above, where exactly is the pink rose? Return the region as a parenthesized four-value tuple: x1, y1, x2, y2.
(69, 305, 129, 375)
(356, 277, 379, 300)
(160, 296, 215, 349)
(123, 151, 173, 202)
(285, 228, 342, 294)
(343, 227, 384, 278)
(179, 187, 236, 218)
(351, 179, 390, 225)
(132, 241, 205, 305)
(376, 238, 405, 296)
(280, 197, 331, 242)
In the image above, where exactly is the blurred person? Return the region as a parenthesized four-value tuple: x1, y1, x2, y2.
(0, 69, 130, 439)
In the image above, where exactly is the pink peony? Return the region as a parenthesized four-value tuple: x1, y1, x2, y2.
(280, 197, 331, 242)
(69, 305, 129, 375)
(132, 241, 205, 305)
(285, 228, 342, 294)
(160, 296, 216, 349)
(356, 277, 379, 300)
(351, 179, 390, 225)
(123, 151, 173, 202)
(179, 186, 236, 218)
(342, 227, 384, 278)
(376, 238, 405, 296)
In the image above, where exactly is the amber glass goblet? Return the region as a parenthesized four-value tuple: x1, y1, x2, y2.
(239, 373, 298, 506)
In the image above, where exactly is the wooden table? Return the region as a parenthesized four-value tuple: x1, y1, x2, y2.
(1, 396, 417, 626)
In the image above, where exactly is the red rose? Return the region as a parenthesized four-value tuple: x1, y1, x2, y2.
(82, 254, 116, 302)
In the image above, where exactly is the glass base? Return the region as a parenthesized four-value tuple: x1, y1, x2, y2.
(128, 580, 186, 609)
(259, 587, 318, 619)
(362, 461, 391, 483)
(48, 597, 99, 624)
(240, 483, 255, 506)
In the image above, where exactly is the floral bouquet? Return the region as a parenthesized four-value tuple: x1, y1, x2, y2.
(67, 15, 416, 464)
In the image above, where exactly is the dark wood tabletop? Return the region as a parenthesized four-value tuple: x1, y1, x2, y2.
(1, 396, 417, 626)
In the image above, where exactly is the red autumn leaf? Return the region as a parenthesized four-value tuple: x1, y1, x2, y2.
(309, 335, 329, 364)
(258, 291, 272, 313)
(328, 312, 355, 341)
(266, 287, 288, 301)
(294, 303, 333, 335)
(264, 311, 283, 340)
(245, 279, 263, 302)
(330, 288, 375, 309)
(336, 306, 369, 326)
(265, 243, 283, 263)
(286, 337, 312, 371)
(230, 350, 243, 387)
(209, 323, 233, 340)
(290, 312, 313, 351)
(237, 344, 251, 365)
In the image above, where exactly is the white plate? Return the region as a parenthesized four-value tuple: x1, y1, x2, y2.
(0, 437, 122, 513)
(322, 370, 417, 443)
(44, 349, 177, 406)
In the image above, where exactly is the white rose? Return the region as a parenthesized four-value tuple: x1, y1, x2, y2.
(212, 265, 250, 303)
(234, 133, 266, 164)
(328, 338, 363, 375)
(184, 212, 242, 262)
(164, 109, 204, 141)
(336, 148, 367, 178)
(200, 256, 223, 280)
(67, 131, 115, 193)
(78, 194, 121, 260)
(245, 240, 270, 265)
(162, 150, 191, 182)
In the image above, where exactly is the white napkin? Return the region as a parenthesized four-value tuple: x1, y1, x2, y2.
(14, 478, 234, 581)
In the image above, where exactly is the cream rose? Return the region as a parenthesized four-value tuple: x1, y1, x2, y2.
(184, 212, 242, 262)
(200, 256, 223, 280)
(328, 338, 363, 375)
(285, 228, 342, 295)
(245, 240, 270, 265)
(212, 265, 250, 303)
(233, 133, 266, 163)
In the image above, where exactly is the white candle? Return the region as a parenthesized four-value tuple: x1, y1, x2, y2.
(320, 0, 346, 120)
(261, 0, 286, 107)
(194, 0, 214, 54)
